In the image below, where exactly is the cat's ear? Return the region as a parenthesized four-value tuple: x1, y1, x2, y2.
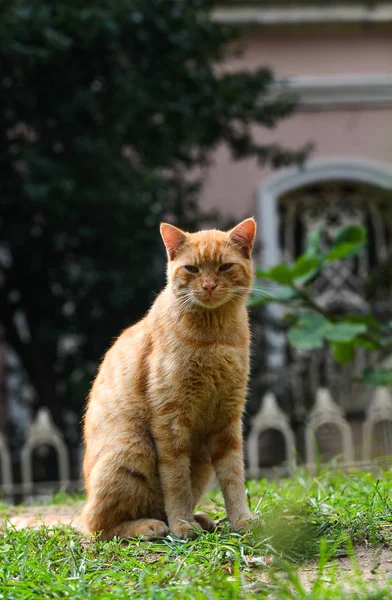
(228, 217, 257, 258)
(160, 223, 187, 260)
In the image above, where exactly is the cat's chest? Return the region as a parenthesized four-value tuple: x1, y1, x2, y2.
(182, 344, 245, 375)
(149, 341, 249, 441)
(171, 343, 248, 400)
(185, 346, 249, 430)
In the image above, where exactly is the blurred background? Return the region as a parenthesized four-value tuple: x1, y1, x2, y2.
(1, 0, 392, 499)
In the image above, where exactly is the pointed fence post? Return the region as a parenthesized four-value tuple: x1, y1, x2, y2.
(305, 388, 354, 467)
(21, 408, 70, 498)
(363, 387, 392, 462)
(247, 392, 296, 478)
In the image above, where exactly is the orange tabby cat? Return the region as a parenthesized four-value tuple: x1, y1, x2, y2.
(6, 218, 257, 540)
(80, 217, 257, 540)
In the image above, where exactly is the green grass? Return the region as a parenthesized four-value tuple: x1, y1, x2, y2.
(1, 469, 392, 599)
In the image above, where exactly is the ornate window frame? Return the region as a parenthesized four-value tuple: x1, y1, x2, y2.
(258, 158, 392, 266)
(257, 158, 392, 367)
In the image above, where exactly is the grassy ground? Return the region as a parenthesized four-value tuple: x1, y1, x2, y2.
(1, 469, 392, 599)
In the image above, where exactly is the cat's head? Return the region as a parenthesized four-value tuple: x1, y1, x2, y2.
(160, 218, 256, 310)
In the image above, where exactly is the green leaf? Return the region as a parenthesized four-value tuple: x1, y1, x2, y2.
(291, 256, 321, 282)
(330, 342, 355, 364)
(326, 225, 366, 262)
(288, 312, 330, 350)
(362, 367, 392, 387)
(325, 243, 364, 262)
(325, 322, 367, 342)
(338, 314, 381, 331)
(354, 336, 380, 351)
(333, 225, 367, 247)
(304, 228, 322, 257)
(256, 264, 293, 284)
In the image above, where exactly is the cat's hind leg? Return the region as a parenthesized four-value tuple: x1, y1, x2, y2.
(93, 518, 169, 541)
(82, 456, 167, 541)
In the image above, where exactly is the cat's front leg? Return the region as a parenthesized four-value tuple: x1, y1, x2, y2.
(154, 426, 203, 539)
(210, 418, 255, 533)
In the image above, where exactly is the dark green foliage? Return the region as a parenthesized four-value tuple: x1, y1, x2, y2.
(0, 0, 305, 429)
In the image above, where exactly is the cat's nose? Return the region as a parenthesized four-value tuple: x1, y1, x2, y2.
(202, 282, 217, 296)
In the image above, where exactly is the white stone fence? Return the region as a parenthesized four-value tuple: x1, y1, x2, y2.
(247, 386, 392, 477)
(1, 387, 392, 501)
(0, 408, 74, 502)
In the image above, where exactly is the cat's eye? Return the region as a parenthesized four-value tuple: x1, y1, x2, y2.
(184, 265, 199, 274)
(219, 263, 233, 272)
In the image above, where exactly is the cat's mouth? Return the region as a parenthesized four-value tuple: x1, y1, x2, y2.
(193, 289, 230, 309)
(176, 288, 238, 310)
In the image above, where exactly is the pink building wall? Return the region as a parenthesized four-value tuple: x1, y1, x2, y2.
(200, 31, 392, 218)
(227, 32, 392, 77)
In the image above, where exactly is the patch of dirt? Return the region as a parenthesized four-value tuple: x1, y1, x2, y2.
(300, 547, 392, 592)
(255, 547, 392, 591)
(3, 502, 84, 518)
(1, 502, 84, 532)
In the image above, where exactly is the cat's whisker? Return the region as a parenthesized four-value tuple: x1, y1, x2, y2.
(176, 293, 197, 315)
(177, 297, 192, 311)
(231, 285, 276, 299)
(250, 290, 276, 299)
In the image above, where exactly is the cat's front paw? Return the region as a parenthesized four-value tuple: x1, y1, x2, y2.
(233, 513, 259, 534)
(170, 519, 203, 539)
